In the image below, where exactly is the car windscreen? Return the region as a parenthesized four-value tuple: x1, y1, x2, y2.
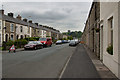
(36, 41, 42, 44)
(39, 38, 46, 41)
(28, 41, 37, 44)
(70, 40, 75, 43)
(57, 40, 61, 42)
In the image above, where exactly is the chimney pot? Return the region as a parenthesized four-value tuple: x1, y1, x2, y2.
(0, 10, 4, 15)
(23, 18, 27, 22)
(35, 23, 38, 26)
(29, 20, 32, 23)
(8, 13, 14, 17)
(16, 15, 22, 20)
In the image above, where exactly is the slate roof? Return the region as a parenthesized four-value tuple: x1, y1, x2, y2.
(0, 13, 60, 34)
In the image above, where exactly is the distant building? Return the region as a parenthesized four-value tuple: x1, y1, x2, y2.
(63, 35, 68, 39)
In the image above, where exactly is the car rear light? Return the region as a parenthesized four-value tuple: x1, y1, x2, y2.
(44, 42, 46, 44)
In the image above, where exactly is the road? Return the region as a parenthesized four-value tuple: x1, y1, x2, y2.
(2, 43, 76, 78)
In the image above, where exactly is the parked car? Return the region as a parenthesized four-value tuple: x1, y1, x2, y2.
(62, 40, 68, 43)
(39, 38, 52, 47)
(69, 40, 77, 46)
(24, 41, 43, 50)
(74, 39, 79, 44)
(56, 40, 62, 45)
(68, 40, 71, 43)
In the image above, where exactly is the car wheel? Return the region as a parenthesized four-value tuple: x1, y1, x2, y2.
(41, 46, 43, 49)
(34, 47, 37, 50)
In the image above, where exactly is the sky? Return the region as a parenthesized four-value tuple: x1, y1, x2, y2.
(1, 2, 92, 32)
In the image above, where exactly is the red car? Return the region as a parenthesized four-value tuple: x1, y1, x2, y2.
(39, 38, 52, 47)
(24, 41, 43, 50)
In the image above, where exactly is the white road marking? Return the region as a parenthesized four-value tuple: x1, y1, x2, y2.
(58, 55, 72, 80)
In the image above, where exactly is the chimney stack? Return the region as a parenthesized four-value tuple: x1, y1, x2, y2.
(35, 23, 38, 26)
(8, 13, 14, 17)
(16, 15, 22, 20)
(0, 10, 4, 15)
(29, 20, 32, 23)
(23, 18, 27, 22)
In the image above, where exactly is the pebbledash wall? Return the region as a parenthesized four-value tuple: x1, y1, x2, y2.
(100, 2, 120, 78)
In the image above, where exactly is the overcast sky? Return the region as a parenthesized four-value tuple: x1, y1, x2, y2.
(1, 2, 92, 32)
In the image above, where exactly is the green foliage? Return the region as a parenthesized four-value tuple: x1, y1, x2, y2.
(107, 45, 113, 55)
(67, 36, 73, 40)
(2, 39, 28, 50)
(46, 36, 50, 37)
(25, 37, 38, 41)
(63, 38, 66, 40)
(33, 37, 40, 41)
(63, 31, 82, 39)
(6, 40, 14, 46)
(95, 28, 100, 32)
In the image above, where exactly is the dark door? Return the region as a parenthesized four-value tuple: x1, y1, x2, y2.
(5, 34, 8, 42)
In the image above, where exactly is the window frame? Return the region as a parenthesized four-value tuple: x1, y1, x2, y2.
(10, 23, 14, 32)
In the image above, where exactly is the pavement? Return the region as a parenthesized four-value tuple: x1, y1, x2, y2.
(60, 44, 118, 79)
(2, 44, 56, 53)
(84, 45, 118, 79)
(61, 44, 100, 78)
(2, 48, 24, 53)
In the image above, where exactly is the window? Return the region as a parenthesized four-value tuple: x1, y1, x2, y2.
(0, 21, 1, 30)
(109, 17, 113, 46)
(16, 35, 19, 40)
(10, 24, 14, 32)
(38, 31, 39, 34)
(28, 23, 30, 33)
(20, 26, 23, 32)
(11, 35, 14, 41)
(0, 34, 1, 43)
(20, 35, 23, 39)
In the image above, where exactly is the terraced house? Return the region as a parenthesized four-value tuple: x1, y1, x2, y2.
(0, 9, 62, 43)
(82, 1, 120, 79)
(0, 10, 3, 45)
(100, 2, 120, 78)
(82, 2, 100, 58)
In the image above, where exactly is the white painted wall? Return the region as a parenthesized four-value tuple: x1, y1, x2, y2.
(41, 30, 46, 38)
(16, 24, 30, 39)
(100, 2, 120, 78)
(0, 20, 2, 44)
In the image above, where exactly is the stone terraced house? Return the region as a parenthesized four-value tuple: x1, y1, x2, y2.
(0, 9, 63, 43)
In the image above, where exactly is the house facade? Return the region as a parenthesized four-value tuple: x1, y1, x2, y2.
(0, 16, 2, 45)
(82, 2, 100, 58)
(82, 1, 120, 79)
(100, 2, 120, 78)
(0, 10, 62, 43)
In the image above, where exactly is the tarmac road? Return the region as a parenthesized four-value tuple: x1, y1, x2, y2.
(2, 43, 76, 78)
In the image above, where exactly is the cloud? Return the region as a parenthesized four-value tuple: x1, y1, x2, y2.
(3, 2, 92, 32)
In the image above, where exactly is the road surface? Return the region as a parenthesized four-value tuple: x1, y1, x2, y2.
(2, 43, 76, 78)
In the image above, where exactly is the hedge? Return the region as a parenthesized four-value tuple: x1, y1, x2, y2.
(2, 39, 28, 50)
(25, 37, 40, 41)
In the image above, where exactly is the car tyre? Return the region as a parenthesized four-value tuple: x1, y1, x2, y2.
(41, 46, 43, 49)
(34, 47, 37, 50)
